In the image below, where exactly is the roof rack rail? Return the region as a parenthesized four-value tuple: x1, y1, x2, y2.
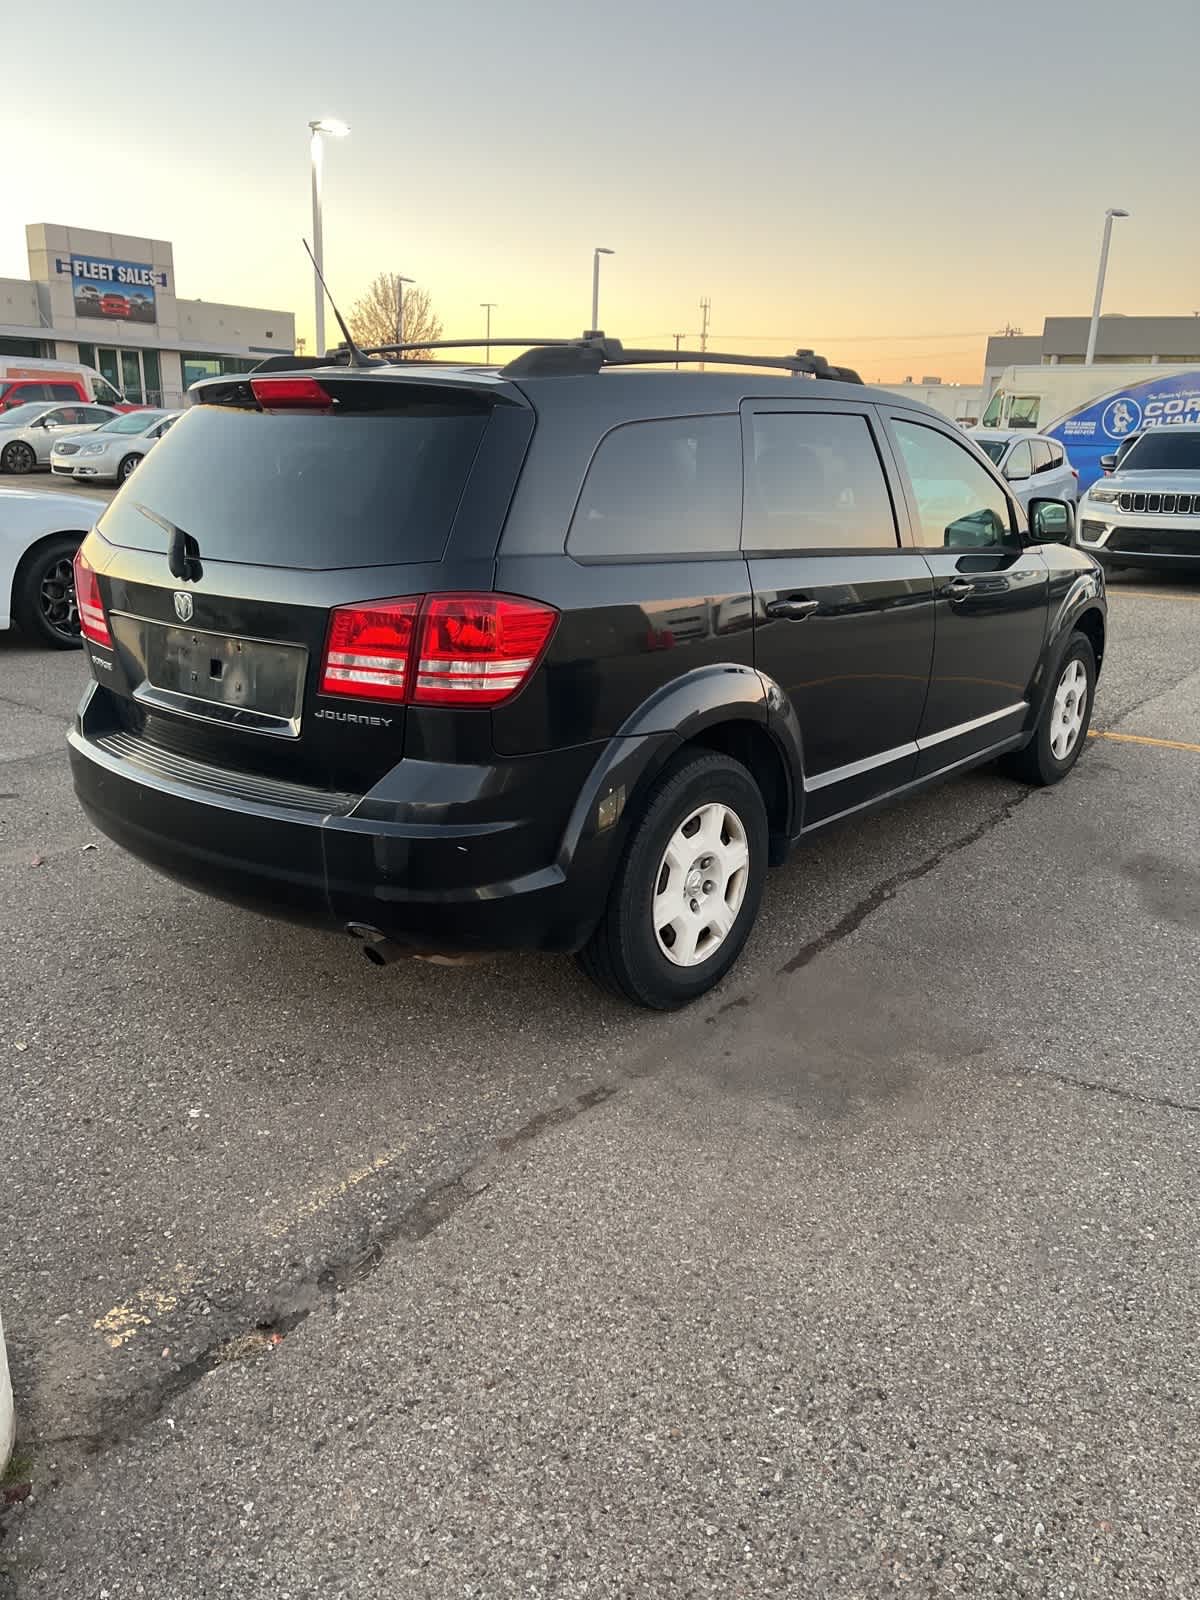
(330, 333, 863, 384)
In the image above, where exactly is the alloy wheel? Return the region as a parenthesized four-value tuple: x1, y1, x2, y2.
(38, 556, 80, 640)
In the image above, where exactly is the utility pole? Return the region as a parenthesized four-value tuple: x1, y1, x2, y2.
(673, 332, 685, 371)
(698, 298, 711, 371)
(480, 301, 498, 364)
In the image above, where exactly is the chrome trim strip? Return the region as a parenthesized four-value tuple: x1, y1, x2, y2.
(917, 701, 1027, 751)
(804, 741, 918, 792)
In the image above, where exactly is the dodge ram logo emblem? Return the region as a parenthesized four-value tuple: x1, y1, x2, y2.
(173, 591, 194, 622)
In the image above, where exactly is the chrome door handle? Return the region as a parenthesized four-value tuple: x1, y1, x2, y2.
(943, 578, 976, 600)
(765, 597, 820, 621)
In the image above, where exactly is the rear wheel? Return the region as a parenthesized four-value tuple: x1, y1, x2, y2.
(577, 751, 768, 1009)
(12, 536, 83, 649)
(1004, 632, 1096, 786)
(1, 440, 36, 475)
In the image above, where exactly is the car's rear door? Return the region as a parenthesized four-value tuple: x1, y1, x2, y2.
(882, 410, 1049, 776)
(743, 398, 935, 826)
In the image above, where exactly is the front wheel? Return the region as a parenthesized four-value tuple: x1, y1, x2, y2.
(1004, 633, 1096, 786)
(1, 440, 36, 475)
(117, 453, 140, 482)
(577, 751, 768, 1009)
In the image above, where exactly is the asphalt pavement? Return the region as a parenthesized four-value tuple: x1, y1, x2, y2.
(1, 561, 1198, 1597)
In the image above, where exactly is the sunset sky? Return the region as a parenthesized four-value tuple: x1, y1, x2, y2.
(6, 0, 1197, 384)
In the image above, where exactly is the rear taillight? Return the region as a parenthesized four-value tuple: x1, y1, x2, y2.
(319, 593, 557, 709)
(73, 546, 111, 648)
(414, 595, 558, 706)
(320, 598, 420, 702)
(250, 376, 332, 409)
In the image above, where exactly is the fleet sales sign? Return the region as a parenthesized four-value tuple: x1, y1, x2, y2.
(56, 253, 167, 324)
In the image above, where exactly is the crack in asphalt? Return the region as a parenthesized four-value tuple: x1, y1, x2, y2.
(775, 790, 1032, 977)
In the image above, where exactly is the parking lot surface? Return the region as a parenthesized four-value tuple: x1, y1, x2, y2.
(1, 568, 1198, 1596)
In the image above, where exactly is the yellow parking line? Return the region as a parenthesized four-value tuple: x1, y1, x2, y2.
(1089, 730, 1200, 754)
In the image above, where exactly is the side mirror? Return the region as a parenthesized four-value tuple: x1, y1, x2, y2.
(1098, 454, 1117, 473)
(1029, 498, 1074, 545)
(1004, 460, 1030, 483)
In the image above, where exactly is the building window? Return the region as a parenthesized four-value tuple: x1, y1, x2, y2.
(76, 342, 96, 369)
(180, 353, 258, 393)
(142, 349, 163, 406)
(0, 336, 52, 359)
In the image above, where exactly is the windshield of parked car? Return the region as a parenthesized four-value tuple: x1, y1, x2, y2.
(975, 439, 1008, 465)
(0, 403, 52, 427)
(96, 410, 168, 436)
(1120, 432, 1200, 472)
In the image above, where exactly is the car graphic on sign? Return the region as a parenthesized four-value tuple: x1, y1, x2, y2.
(127, 292, 155, 322)
(100, 293, 130, 318)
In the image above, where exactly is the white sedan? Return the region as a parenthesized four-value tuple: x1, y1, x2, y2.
(52, 408, 182, 485)
(0, 402, 120, 475)
(1, 486, 107, 648)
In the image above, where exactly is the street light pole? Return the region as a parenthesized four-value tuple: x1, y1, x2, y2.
(1085, 207, 1130, 366)
(590, 248, 614, 335)
(480, 301, 498, 363)
(394, 274, 414, 348)
(307, 117, 350, 359)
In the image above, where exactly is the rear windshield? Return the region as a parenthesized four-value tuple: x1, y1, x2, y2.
(97, 401, 489, 568)
(1120, 432, 1200, 473)
(974, 439, 1007, 465)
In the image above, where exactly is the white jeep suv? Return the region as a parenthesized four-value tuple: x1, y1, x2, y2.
(1077, 425, 1200, 576)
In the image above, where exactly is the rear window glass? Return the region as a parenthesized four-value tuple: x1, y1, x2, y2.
(97, 402, 489, 569)
(568, 415, 741, 559)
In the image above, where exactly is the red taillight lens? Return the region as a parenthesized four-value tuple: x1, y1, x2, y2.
(413, 595, 558, 706)
(250, 377, 332, 409)
(73, 546, 111, 647)
(318, 593, 557, 709)
(320, 598, 420, 702)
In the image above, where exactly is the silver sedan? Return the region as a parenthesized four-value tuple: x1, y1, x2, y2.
(0, 402, 120, 474)
(51, 408, 183, 485)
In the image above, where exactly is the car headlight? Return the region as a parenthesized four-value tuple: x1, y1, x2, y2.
(79, 442, 107, 455)
(1087, 485, 1119, 504)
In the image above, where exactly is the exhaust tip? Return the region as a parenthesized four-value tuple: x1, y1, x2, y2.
(362, 944, 386, 966)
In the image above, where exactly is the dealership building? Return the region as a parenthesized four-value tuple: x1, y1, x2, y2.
(0, 222, 295, 405)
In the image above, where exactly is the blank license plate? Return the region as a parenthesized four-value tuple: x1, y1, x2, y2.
(142, 623, 306, 721)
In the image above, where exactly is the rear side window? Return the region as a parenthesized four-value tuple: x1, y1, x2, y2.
(97, 402, 490, 570)
(568, 415, 741, 559)
(743, 411, 897, 551)
(1030, 440, 1054, 474)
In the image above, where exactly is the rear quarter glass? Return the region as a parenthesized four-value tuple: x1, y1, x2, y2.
(96, 403, 491, 570)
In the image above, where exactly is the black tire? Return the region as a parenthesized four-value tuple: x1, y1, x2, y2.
(12, 535, 84, 649)
(117, 453, 140, 482)
(577, 751, 768, 1009)
(2, 439, 37, 475)
(1003, 632, 1096, 787)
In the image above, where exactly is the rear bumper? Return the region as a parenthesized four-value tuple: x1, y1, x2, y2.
(68, 692, 671, 955)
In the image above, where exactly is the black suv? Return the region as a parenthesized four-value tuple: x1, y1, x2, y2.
(68, 336, 1105, 1008)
